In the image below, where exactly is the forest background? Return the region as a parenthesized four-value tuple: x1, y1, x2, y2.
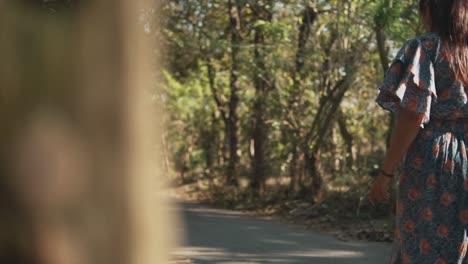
(158, 0, 423, 240)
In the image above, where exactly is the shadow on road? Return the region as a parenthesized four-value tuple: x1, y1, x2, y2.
(174, 201, 392, 264)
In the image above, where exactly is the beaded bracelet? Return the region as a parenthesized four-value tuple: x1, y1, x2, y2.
(380, 169, 394, 178)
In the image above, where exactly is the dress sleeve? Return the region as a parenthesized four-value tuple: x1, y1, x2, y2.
(376, 37, 438, 127)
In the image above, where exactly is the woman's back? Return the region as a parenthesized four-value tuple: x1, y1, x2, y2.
(377, 32, 468, 126)
(430, 33, 468, 121)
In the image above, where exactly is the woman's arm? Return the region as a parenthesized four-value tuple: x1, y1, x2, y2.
(368, 107, 424, 204)
(382, 108, 424, 173)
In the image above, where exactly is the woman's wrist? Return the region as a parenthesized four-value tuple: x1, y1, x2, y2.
(380, 169, 394, 178)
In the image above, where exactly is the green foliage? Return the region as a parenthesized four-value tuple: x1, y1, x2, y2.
(159, 0, 419, 195)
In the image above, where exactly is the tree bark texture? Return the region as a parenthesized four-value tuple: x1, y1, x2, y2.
(375, 23, 395, 148)
(250, 2, 273, 196)
(288, 6, 317, 193)
(0, 1, 175, 264)
(226, 0, 243, 187)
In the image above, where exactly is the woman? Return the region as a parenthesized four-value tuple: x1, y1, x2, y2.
(369, 0, 468, 263)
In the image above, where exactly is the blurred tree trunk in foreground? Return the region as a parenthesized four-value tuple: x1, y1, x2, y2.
(0, 1, 174, 264)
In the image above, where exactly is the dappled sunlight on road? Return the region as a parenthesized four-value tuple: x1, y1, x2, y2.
(174, 202, 391, 264)
(174, 245, 367, 264)
(284, 249, 363, 258)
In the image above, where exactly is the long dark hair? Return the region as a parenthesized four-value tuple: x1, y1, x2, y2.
(420, 0, 468, 85)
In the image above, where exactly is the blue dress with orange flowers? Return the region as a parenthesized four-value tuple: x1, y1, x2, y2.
(376, 32, 468, 264)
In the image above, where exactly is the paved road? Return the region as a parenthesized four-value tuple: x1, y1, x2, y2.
(173, 201, 392, 264)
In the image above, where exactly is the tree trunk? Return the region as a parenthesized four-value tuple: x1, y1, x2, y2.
(305, 152, 322, 197)
(289, 145, 305, 193)
(205, 57, 229, 173)
(204, 61, 221, 176)
(375, 23, 394, 148)
(252, 110, 266, 195)
(304, 52, 361, 198)
(0, 1, 174, 263)
(226, 0, 242, 187)
(376, 24, 389, 74)
(250, 2, 273, 196)
(287, 6, 317, 193)
(337, 110, 354, 168)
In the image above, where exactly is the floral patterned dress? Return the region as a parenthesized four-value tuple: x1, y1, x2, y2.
(376, 32, 468, 264)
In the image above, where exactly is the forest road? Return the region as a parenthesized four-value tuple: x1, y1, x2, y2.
(172, 201, 392, 264)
